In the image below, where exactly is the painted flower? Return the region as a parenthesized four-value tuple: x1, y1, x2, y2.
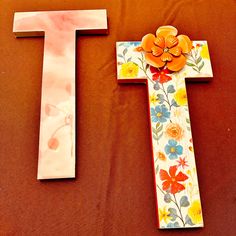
(151, 105, 170, 123)
(174, 88, 187, 106)
(152, 68, 172, 84)
(165, 123, 184, 141)
(48, 137, 59, 150)
(200, 44, 210, 59)
(188, 200, 203, 224)
(172, 107, 185, 118)
(160, 165, 188, 194)
(159, 207, 171, 224)
(165, 139, 183, 160)
(119, 62, 139, 78)
(157, 151, 166, 161)
(149, 93, 157, 105)
(140, 25, 192, 71)
(177, 157, 189, 169)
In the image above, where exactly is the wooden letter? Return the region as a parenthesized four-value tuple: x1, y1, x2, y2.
(13, 10, 108, 179)
(116, 36, 212, 228)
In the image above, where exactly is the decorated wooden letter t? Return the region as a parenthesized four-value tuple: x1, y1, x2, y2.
(13, 10, 108, 179)
(116, 26, 213, 229)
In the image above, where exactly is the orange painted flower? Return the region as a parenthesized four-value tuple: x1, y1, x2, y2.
(140, 25, 192, 71)
(160, 165, 188, 194)
(165, 123, 184, 141)
(157, 151, 166, 161)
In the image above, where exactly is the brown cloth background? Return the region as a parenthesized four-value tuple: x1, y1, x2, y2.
(0, 0, 235, 235)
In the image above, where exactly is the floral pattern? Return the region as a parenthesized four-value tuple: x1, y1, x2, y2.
(151, 105, 170, 123)
(165, 140, 183, 160)
(116, 27, 213, 228)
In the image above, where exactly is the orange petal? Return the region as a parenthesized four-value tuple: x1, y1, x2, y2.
(156, 25, 178, 38)
(169, 165, 177, 177)
(165, 35, 178, 48)
(145, 53, 165, 68)
(141, 33, 156, 52)
(151, 46, 163, 56)
(177, 35, 192, 53)
(160, 169, 170, 181)
(154, 36, 165, 48)
(161, 52, 173, 62)
(169, 46, 182, 56)
(167, 54, 186, 71)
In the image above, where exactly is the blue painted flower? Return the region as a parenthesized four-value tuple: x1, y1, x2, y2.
(151, 105, 170, 123)
(165, 139, 183, 160)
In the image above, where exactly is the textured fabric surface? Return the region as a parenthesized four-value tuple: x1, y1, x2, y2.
(0, 0, 235, 235)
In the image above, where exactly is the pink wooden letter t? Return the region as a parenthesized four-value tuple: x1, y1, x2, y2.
(13, 10, 108, 179)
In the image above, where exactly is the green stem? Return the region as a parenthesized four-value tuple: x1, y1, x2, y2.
(173, 194, 185, 227)
(139, 53, 154, 84)
(160, 84, 171, 110)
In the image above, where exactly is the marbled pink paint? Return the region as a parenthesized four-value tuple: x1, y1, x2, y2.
(13, 10, 108, 179)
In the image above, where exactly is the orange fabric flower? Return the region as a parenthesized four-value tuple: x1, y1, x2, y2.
(165, 123, 184, 141)
(160, 165, 188, 194)
(141, 26, 192, 71)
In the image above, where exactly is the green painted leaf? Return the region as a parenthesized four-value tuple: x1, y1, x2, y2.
(196, 57, 202, 64)
(164, 193, 172, 203)
(168, 208, 178, 221)
(127, 57, 132, 62)
(185, 215, 195, 226)
(155, 165, 159, 174)
(157, 125, 163, 133)
(193, 67, 200, 73)
(157, 132, 163, 140)
(186, 62, 196, 67)
(166, 222, 180, 228)
(123, 48, 128, 55)
(156, 122, 161, 129)
(199, 61, 205, 71)
(118, 54, 123, 58)
(153, 134, 158, 141)
(180, 196, 190, 207)
(167, 85, 175, 93)
(171, 99, 179, 107)
(186, 118, 190, 124)
(152, 127, 158, 135)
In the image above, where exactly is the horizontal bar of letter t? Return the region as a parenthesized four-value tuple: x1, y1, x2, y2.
(116, 30, 213, 228)
(13, 10, 108, 179)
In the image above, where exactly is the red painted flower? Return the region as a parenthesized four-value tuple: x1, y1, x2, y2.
(176, 157, 189, 169)
(160, 165, 188, 194)
(150, 66, 172, 84)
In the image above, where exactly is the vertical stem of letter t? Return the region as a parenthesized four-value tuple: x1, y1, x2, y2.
(116, 40, 213, 228)
(13, 10, 108, 179)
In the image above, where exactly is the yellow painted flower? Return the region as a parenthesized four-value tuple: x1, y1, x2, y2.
(150, 93, 157, 105)
(188, 200, 203, 224)
(200, 44, 210, 59)
(119, 62, 139, 78)
(174, 88, 187, 106)
(159, 206, 171, 224)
